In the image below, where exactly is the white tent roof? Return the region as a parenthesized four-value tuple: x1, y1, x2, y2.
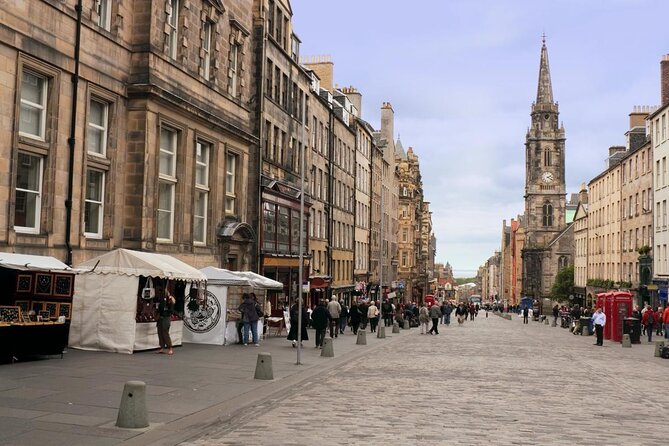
(200, 267, 283, 289)
(0, 252, 72, 272)
(235, 270, 283, 290)
(76, 248, 206, 281)
(200, 266, 250, 286)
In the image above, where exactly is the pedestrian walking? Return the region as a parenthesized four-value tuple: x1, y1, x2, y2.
(419, 303, 430, 334)
(310, 300, 330, 348)
(359, 300, 369, 330)
(522, 306, 529, 324)
(552, 304, 559, 326)
(455, 303, 466, 326)
(238, 292, 262, 347)
(156, 286, 176, 355)
(663, 305, 669, 340)
(287, 299, 309, 348)
(642, 307, 656, 342)
(592, 307, 606, 346)
(441, 301, 452, 325)
(327, 297, 341, 338)
(349, 300, 361, 334)
(382, 299, 394, 327)
(655, 307, 663, 337)
(338, 302, 349, 334)
(367, 300, 380, 333)
(428, 302, 442, 335)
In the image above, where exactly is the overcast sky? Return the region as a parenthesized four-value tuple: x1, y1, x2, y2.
(291, 0, 668, 277)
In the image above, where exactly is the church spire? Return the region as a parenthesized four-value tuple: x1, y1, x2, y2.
(536, 35, 554, 105)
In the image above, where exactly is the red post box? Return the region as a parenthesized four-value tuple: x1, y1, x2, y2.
(604, 292, 614, 340)
(610, 291, 632, 342)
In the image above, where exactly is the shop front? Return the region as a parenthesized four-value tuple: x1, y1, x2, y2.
(262, 257, 307, 313)
(308, 276, 331, 309)
(332, 284, 355, 307)
(0, 253, 75, 362)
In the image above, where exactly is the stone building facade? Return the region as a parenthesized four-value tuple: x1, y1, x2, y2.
(650, 56, 669, 305)
(301, 58, 356, 304)
(2, 0, 256, 269)
(250, 0, 312, 307)
(397, 143, 423, 303)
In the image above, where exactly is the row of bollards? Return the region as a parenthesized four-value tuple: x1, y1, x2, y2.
(116, 322, 405, 429)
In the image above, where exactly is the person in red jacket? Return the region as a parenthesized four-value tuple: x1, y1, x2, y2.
(655, 307, 664, 337)
(663, 305, 669, 340)
(641, 306, 657, 342)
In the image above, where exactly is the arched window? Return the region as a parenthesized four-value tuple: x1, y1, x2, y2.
(543, 149, 551, 166)
(558, 256, 567, 270)
(542, 202, 553, 226)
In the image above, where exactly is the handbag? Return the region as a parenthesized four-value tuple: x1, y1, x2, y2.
(142, 277, 156, 300)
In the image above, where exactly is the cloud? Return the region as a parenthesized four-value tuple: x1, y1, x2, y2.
(291, 0, 669, 274)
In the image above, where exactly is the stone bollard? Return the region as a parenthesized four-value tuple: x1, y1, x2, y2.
(377, 325, 386, 338)
(654, 341, 665, 357)
(254, 352, 273, 380)
(116, 381, 149, 429)
(622, 334, 632, 348)
(356, 330, 367, 345)
(403, 320, 410, 329)
(321, 338, 334, 357)
(392, 323, 400, 334)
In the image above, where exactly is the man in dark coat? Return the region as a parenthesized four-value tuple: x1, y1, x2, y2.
(349, 300, 361, 334)
(287, 299, 309, 347)
(310, 300, 330, 348)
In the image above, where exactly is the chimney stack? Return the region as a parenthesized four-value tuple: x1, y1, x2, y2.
(302, 55, 334, 92)
(662, 55, 669, 107)
(380, 102, 394, 146)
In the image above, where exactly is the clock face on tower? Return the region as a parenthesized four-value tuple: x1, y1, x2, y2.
(541, 171, 554, 184)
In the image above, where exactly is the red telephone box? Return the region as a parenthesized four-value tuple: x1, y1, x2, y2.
(595, 292, 607, 312)
(604, 292, 614, 340)
(610, 291, 632, 342)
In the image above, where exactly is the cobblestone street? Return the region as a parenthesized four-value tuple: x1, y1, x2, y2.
(183, 314, 668, 446)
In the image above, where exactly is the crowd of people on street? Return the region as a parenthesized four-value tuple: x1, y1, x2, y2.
(279, 297, 487, 348)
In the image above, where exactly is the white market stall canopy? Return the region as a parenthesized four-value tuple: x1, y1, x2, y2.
(199, 266, 282, 289)
(0, 252, 72, 272)
(77, 248, 206, 281)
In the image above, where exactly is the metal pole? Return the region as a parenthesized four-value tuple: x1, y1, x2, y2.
(297, 106, 306, 365)
(379, 186, 383, 320)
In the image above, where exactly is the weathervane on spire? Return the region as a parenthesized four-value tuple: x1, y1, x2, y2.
(541, 32, 546, 45)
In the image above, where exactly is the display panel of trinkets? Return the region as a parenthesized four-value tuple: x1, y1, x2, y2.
(0, 305, 65, 325)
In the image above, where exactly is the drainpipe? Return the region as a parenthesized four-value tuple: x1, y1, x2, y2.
(65, 0, 83, 266)
(254, 6, 267, 274)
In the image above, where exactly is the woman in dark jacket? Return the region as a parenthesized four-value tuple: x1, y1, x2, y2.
(287, 299, 309, 347)
(310, 300, 330, 348)
(349, 301, 361, 334)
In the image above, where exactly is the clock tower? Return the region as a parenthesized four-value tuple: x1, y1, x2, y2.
(524, 37, 566, 246)
(522, 37, 568, 299)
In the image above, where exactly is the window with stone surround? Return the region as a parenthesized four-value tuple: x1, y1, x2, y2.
(14, 152, 43, 234)
(194, 140, 210, 244)
(84, 169, 104, 238)
(228, 21, 248, 99)
(225, 151, 238, 215)
(166, 0, 180, 60)
(542, 202, 553, 227)
(87, 97, 108, 156)
(96, 0, 112, 31)
(19, 71, 48, 141)
(158, 127, 178, 241)
(201, 21, 213, 81)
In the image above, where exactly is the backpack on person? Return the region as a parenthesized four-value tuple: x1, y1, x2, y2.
(647, 312, 654, 325)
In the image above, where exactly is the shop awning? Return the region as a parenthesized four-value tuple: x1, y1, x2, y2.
(76, 248, 206, 281)
(0, 252, 72, 272)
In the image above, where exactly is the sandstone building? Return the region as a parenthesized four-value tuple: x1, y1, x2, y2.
(2, 0, 256, 269)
